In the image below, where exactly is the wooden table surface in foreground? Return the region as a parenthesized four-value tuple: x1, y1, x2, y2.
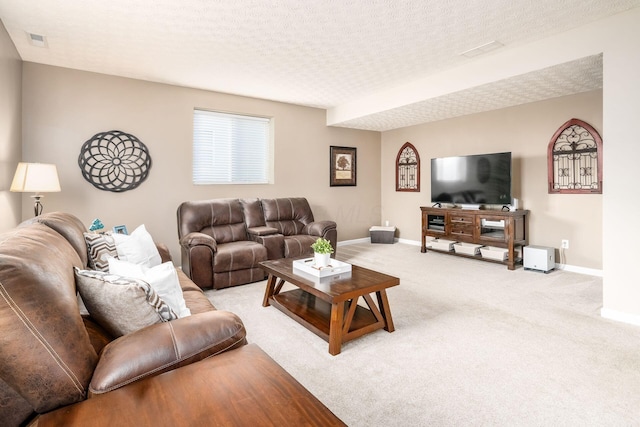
(261, 258, 400, 355)
(38, 344, 346, 426)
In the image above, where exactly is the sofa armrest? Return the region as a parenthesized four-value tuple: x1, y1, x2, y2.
(179, 232, 217, 252)
(247, 227, 283, 259)
(89, 310, 246, 395)
(247, 226, 279, 237)
(155, 242, 172, 263)
(303, 220, 336, 237)
(253, 233, 285, 260)
(39, 345, 346, 427)
(179, 232, 217, 288)
(304, 221, 337, 257)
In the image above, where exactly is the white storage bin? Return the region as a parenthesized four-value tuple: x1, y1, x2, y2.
(480, 246, 509, 261)
(453, 242, 483, 256)
(431, 239, 457, 252)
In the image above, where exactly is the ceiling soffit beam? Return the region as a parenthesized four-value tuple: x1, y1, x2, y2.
(326, 12, 611, 129)
(330, 55, 602, 132)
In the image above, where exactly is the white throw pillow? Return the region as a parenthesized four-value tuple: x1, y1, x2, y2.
(109, 258, 191, 318)
(112, 224, 162, 267)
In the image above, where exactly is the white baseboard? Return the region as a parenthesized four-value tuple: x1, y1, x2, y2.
(339, 237, 419, 246)
(337, 238, 603, 277)
(601, 308, 640, 327)
(337, 237, 370, 246)
(338, 237, 416, 246)
(555, 263, 603, 277)
(397, 237, 421, 246)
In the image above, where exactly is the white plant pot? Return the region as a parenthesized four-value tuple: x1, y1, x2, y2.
(314, 252, 330, 268)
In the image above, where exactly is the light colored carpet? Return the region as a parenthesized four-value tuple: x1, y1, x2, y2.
(205, 243, 640, 426)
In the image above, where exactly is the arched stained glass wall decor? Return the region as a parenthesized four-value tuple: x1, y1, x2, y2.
(396, 142, 420, 192)
(547, 119, 602, 194)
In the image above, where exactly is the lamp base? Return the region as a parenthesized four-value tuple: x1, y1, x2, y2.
(30, 194, 44, 217)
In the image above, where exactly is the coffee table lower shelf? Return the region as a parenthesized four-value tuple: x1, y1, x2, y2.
(270, 289, 383, 343)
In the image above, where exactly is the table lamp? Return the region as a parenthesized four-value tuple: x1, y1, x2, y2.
(10, 162, 61, 216)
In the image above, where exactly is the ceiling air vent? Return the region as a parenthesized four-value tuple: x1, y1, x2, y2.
(27, 32, 47, 48)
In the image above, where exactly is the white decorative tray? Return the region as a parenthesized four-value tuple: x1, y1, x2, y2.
(292, 268, 353, 284)
(293, 258, 352, 278)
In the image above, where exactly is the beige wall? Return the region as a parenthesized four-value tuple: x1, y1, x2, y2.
(10, 7, 640, 324)
(382, 90, 603, 270)
(13, 61, 607, 272)
(0, 21, 22, 232)
(21, 63, 381, 262)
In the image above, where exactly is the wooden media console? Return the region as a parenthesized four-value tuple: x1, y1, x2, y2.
(420, 206, 529, 270)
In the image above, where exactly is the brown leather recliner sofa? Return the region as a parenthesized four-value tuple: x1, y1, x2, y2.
(0, 212, 248, 426)
(0, 212, 345, 426)
(178, 197, 338, 290)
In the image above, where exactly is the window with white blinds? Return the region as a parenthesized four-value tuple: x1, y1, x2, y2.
(193, 109, 271, 184)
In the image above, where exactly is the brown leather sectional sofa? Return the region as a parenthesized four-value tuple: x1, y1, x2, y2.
(0, 212, 344, 426)
(177, 197, 337, 289)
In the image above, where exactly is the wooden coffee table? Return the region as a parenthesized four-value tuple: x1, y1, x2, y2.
(261, 258, 399, 355)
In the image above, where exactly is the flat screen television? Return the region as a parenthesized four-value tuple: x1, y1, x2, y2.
(430, 152, 512, 207)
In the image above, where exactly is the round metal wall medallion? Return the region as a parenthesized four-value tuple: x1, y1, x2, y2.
(78, 130, 152, 192)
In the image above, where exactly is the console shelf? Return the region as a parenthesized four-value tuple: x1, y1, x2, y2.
(420, 206, 529, 270)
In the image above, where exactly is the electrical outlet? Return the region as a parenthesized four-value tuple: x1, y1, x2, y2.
(561, 239, 569, 249)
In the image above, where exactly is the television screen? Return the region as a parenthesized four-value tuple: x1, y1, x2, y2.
(431, 152, 512, 206)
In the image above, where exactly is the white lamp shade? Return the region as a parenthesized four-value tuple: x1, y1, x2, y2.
(10, 163, 61, 193)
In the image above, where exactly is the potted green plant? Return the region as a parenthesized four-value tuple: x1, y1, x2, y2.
(311, 237, 334, 268)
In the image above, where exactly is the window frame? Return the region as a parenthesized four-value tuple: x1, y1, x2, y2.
(192, 108, 273, 185)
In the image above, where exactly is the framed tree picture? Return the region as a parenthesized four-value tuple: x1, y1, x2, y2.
(330, 146, 357, 186)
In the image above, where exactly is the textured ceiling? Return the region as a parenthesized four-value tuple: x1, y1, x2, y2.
(0, 1, 638, 131)
(334, 54, 604, 131)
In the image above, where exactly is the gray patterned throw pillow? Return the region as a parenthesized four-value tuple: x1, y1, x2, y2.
(74, 267, 178, 337)
(84, 232, 118, 271)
